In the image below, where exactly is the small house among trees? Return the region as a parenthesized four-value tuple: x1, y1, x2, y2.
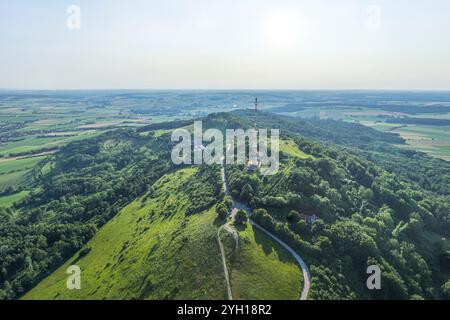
(246, 158, 260, 172)
(301, 214, 317, 225)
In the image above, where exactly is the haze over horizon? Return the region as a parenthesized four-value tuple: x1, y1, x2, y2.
(1, 0, 450, 90)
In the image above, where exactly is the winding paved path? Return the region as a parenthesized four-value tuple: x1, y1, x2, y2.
(217, 159, 311, 300)
(217, 225, 233, 300)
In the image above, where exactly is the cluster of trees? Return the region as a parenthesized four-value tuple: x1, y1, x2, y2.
(7, 146, 59, 159)
(235, 210, 248, 225)
(363, 144, 450, 196)
(216, 196, 232, 220)
(182, 164, 223, 215)
(385, 117, 450, 126)
(0, 185, 24, 197)
(443, 280, 450, 299)
(0, 129, 173, 299)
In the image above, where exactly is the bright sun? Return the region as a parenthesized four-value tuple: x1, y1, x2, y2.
(264, 10, 302, 49)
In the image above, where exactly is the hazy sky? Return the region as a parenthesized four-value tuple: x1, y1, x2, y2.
(1, 0, 450, 90)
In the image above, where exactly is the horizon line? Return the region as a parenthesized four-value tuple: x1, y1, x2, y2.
(2, 88, 450, 93)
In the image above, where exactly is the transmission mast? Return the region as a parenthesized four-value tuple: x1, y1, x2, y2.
(254, 97, 258, 129)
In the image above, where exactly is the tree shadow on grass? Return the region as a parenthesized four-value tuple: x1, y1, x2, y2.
(234, 223, 247, 232)
(213, 216, 227, 227)
(252, 225, 293, 264)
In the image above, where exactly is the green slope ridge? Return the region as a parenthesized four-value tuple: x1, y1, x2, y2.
(23, 168, 227, 300)
(24, 165, 304, 300)
(22, 164, 301, 299)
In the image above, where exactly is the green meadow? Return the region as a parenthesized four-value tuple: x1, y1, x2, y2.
(279, 139, 312, 159)
(221, 221, 302, 300)
(0, 156, 45, 191)
(0, 156, 46, 175)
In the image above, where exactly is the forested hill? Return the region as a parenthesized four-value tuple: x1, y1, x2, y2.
(1, 110, 449, 300)
(227, 109, 405, 147)
(225, 110, 450, 197)
(0, 130, 174, 299)
(203, 111, 450, 299)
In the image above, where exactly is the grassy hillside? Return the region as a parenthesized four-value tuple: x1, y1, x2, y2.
(279, 139, 311, 159)
(24, 165, 305, 300)
(221, 221, 302, 300)
(24, 168, 228, 300)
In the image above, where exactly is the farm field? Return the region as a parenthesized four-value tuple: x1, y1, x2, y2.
(0, 156, 45, 175)
(265, 92, 450, 161)
(279, 111, 450, 162)
(0, 170, 30, 190)
(0, 190, 30, 208)
(360, 122, 450, 161)
(0, 156, 46, 189)
(0, 155, 46, 206)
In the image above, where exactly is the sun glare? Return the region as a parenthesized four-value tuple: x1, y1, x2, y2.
(264, 10, 303, 49)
